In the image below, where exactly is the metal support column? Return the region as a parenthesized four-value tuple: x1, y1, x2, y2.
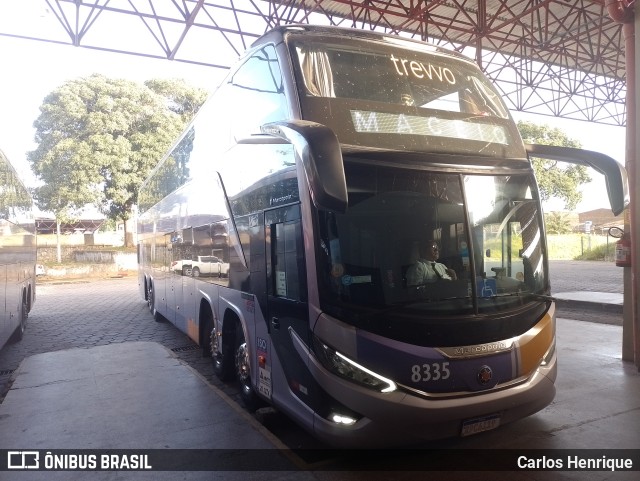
(606, 0, 638, 368)
(632, 7, 640, 369)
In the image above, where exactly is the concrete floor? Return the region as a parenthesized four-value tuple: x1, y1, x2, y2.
(0, 309, 637, 480)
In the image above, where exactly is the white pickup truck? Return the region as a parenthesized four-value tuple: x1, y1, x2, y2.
(171, 256, 229, 277)
(170, 259, 192, 276)
(190, 256, 229, 278)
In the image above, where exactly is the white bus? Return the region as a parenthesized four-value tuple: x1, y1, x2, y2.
(0, 148, 36, 349)
(137, 25, 627, 447)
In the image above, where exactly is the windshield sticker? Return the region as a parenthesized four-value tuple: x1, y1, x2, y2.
(341, 275, 372, 286)
(390, 55, 456, 85)
(331, 263, 344, 278)
(351, 110, 509, 144)
(476, 277, 497, 298)
(276, 271, 287, 296)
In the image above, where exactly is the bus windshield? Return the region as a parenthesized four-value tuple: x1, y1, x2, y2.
(290, 35, 524, 157)
(316, 161, 546, 342)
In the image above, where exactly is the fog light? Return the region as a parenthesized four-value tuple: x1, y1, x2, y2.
(330, 413, 357, 425)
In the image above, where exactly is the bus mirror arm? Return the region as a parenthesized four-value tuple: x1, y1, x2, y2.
(524, 143, 629, 216)
(262, 121, 348, 213)
(237, 134, 288, 145)
(215, 172, 248, 269)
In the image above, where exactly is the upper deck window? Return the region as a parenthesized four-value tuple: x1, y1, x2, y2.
(228, 44, 288, 140)
(289, 35, 523, 156)
(294, 41, 509, 119)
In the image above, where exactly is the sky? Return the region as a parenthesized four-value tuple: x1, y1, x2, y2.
(0, 33, 627, 216)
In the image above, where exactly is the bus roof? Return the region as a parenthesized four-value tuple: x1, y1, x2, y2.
(251, 24, 472, 63)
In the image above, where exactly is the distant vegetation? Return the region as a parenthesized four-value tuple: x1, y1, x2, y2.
(544, 212, 573, 235)
(28, 75, 208, 252)
(547, 234, 616, 261)
(483, 233, 613, 262)
(518, 121, 591, 211)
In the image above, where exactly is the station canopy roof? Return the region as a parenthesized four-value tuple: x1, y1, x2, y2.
(0, 0, 630, 125)
(36, 218, 104, 235)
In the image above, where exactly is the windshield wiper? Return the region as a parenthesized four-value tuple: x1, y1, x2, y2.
(358, 300, 424, 317)
(356, 295, 473, 322)
(354, 299, 437, 322)
(487, 291, 555, 302)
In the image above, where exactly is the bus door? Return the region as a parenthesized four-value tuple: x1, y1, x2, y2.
(264, 204, 313, 407)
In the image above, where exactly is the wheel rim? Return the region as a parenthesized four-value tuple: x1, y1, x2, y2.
(19, 300, 27, 335)
(147, 285, 153, 311)
(235, 341, 251, 393)
(210, 327, 220, 365)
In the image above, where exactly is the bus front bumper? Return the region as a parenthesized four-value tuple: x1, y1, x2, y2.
(306, 350, 557, 448)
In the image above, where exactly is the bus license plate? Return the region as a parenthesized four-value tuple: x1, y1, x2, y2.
(460, 414, 501, 437)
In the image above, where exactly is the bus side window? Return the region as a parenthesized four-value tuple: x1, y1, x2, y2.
(270, 219, 306, 302)
(228, 44, 288, 141)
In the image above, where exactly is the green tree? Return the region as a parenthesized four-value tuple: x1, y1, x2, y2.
(28, 74, 207, 247)
(145, 78, 208, 123)
(518, 121, 591, 210)
(545, 211, 572, 235)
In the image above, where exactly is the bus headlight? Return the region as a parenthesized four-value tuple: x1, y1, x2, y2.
(313, 336, 397, 393)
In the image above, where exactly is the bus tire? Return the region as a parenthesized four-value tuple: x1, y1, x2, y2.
(147, 282, 160, 322)
(234, 322, 263, 411)
(9, 294, 28, 343)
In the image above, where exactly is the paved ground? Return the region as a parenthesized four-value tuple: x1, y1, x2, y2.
(548, 260, 623, 325)
(0, 260, 626, 447)
(0, 278, 216, 401)
(0, 266, 638, 480)
(548, 260, 622, 294)
(1, 260, 624, 399)
(0, 261, 637, 481)
(0, 275, 324, 450)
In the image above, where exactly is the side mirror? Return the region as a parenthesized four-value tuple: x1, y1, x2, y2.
(262, 121, 348, 213)
(525, 143, 629, 216)
(608, 226, 624, 239)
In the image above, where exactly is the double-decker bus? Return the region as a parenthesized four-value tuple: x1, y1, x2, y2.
(0, 148, 36, 349)
(137, 25, 627, 447)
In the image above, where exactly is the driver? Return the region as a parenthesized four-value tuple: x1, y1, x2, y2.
(406, 240, 457, 286)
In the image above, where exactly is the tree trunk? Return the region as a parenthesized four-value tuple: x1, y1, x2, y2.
(56, 218, 62, 263)
(123, 217, 131, 247)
